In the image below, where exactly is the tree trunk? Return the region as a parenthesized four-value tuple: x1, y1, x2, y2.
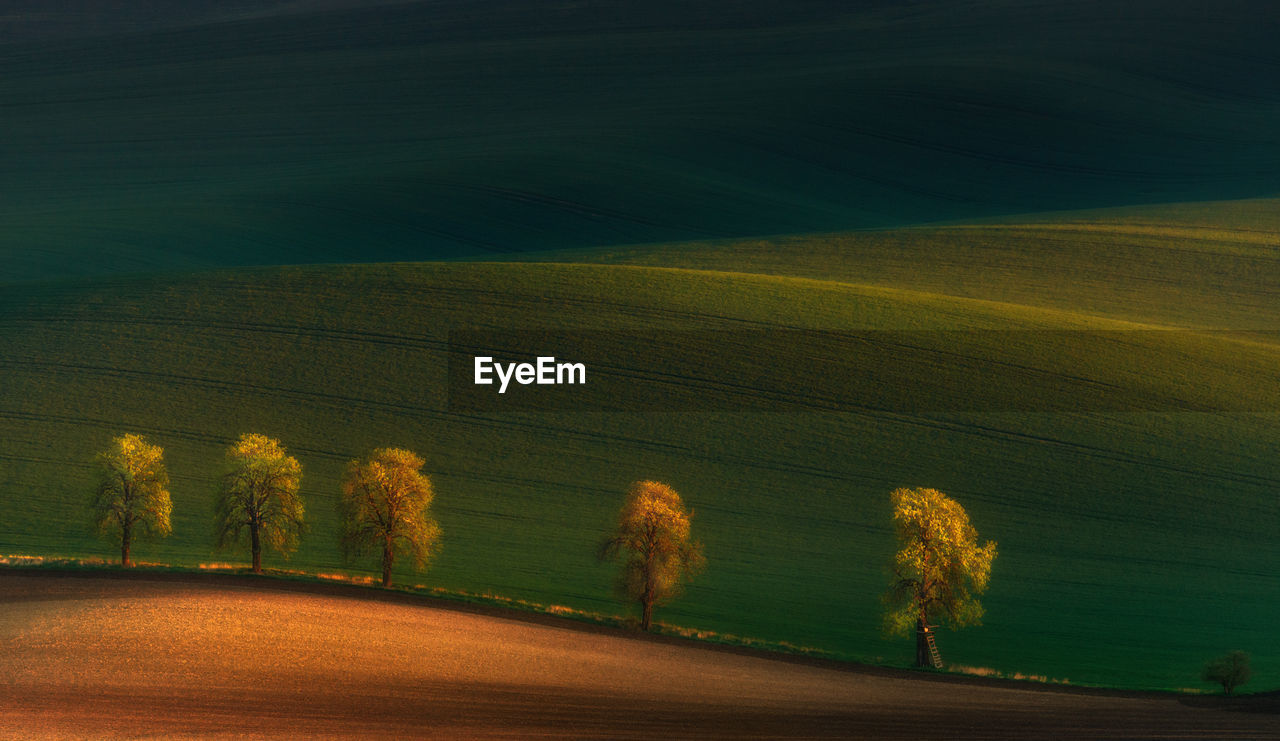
(381, 537, 394, 588)
(641, 544, 656, 630)
(121, 520, 132, 568)
(915, 618, 929, 668)
(251, 525, 262, 573)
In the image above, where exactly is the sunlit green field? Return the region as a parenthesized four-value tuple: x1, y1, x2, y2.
(4, 206, 1280, 689)
(523, 197, 1280, 330)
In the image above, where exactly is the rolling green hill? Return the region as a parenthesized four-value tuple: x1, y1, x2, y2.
(518, 197, 1280, 330)
(4, 256, 1279, 691)
(4, 0, 1279, 281)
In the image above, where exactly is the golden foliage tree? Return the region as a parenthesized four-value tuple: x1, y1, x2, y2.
(883, 487, 997, 667)
(213, 433, 304, 573)
(90, 433, 172, 567)
(600, 480, 705, 631)
(338, 447, 441, 588)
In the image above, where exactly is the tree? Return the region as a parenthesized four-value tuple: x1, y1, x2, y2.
(338, 447, 442, 588)
(599, 480, 705, 631)
(1202, 651, 1251, 695)
(89, 433, 172, 567)
(213, 433, 304, 573)
(883, 487, 997, 667)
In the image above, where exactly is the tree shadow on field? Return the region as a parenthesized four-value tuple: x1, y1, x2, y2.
(1178, 692, 1280, 714)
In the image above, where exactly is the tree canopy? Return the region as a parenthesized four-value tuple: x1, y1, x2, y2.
(883, 487, 997, 666)
(213, 433, 304, 573)
(90, 433, 172, 567)
(338, 447, 441, 588)
(600, 480, 705, 631)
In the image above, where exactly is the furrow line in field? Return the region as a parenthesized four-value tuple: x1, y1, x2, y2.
(348, 282, 807, 330)
(0, 409, 228, 445)
(907, 415, 1280, 492)
(2, 316, 447, 350)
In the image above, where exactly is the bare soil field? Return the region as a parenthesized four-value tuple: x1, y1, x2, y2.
(1, 572, 1276, 739)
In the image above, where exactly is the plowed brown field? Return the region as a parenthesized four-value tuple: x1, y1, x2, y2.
(2, 573, 1275, 739)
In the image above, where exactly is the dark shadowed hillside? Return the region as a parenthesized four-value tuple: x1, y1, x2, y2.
(4, 0, 1278, 280)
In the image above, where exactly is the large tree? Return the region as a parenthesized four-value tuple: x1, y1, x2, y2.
(213, 433, 304, 573)
(599, 480, 705, 631)
(90, 433, 172, 567)
(338, 447, 441, 588)
(1202, 650, 1252, 695)
(883, 487, 997, 667)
